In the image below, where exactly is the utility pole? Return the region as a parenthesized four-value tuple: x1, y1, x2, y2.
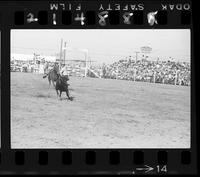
(63, 41, 67, 65)
(84, 50, 88, 77)
(59, 38, 63, 70)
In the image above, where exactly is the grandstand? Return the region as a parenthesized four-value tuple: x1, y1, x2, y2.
(11, 43, 190, 86)
(93, 58, 190, 86)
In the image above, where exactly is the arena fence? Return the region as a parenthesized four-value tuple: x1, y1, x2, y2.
(10, 59, 190, 86)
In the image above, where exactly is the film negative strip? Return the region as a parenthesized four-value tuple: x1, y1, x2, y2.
(0, 0, 198, 175)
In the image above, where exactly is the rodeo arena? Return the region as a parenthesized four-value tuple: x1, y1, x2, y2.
(11, 42, 191, 148)
(11, 46, 190, 86)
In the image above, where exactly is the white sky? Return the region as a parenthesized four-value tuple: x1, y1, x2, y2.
(11, 29, 190, 64)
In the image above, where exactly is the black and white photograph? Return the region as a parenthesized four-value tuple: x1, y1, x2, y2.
(11, 29, 190, 148)
(0, 31, 1, 148)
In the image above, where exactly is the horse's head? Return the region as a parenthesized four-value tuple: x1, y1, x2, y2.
(57, 73, 62, 81)
(65, 75, 69, 81)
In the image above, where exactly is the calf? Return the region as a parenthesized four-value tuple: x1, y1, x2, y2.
(55, 75, 71, 100)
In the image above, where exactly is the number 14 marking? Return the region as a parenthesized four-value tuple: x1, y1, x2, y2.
(157, 165, 167, 173)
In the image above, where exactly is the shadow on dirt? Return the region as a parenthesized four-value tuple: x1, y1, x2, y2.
(69, 88, 74, 91)
(35, 94, 52, 98)
(59, 96, 74, 101)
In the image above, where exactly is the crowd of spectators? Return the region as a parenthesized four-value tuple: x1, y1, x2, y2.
(11, 57, 190, 86)
(90, 59, 190, 86)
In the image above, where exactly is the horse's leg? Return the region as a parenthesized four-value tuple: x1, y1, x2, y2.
(66, 88, 71, 100)
(59, 91, 62, 100)
(48, 79, 51, 97)
(49, 80, 51, 89)
(56, 89, 59, 98)
(48, 75, 51, 88)
(52, 81, 56, 88)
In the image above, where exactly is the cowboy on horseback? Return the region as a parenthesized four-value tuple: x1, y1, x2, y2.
(59, 64, 70, 84)
(43, 62, 72, 100)
(43, 62, 59, 77)
(43, 62, 69, 87)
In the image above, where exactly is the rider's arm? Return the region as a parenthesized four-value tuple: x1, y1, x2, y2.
(60, 67, 64, 75)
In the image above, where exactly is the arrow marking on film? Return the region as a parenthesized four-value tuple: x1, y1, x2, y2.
(136, 165, 154, 173)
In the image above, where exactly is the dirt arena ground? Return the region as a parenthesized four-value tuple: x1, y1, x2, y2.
(11, 72, 190, 148)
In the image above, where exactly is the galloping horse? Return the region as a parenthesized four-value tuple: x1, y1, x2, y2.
(43, 68, 59, 88)
(43, 65, 59, 88)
